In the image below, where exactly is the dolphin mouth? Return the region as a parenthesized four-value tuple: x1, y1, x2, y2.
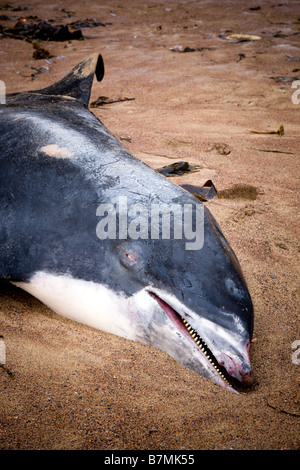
(148, 291, 251, 393)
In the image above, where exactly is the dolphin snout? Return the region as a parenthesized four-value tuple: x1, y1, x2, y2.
(217, 339, 253, 388)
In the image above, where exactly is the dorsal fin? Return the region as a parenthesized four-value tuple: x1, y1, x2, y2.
(35, 53, 104, 106)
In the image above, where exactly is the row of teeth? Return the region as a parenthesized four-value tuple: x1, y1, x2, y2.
(182, 318, 230, 385)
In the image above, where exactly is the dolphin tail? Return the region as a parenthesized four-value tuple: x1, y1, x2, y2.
(33, 53, 104, 106)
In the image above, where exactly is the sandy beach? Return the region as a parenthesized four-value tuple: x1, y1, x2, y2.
(0, 0, 299, 450)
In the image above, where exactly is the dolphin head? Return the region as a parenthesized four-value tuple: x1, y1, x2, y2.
(98, 203, 254, 393)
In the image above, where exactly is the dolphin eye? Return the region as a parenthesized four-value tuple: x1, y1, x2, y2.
(125, 252, 137, 263)
(118, 244, 140, 269)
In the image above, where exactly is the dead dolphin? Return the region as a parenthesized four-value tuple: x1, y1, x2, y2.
(0, 54, 254, 392)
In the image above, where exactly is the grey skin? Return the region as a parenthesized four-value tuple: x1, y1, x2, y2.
(0, 54, 254, 393)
